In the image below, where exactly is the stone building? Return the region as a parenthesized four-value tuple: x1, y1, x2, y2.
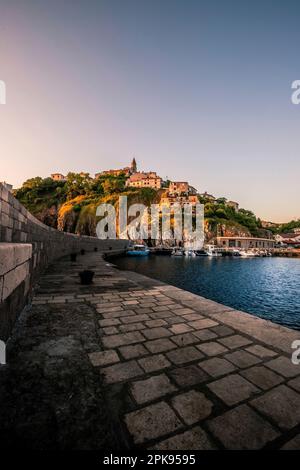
(199, 192, 216, 202)
(169, 181, 189, 194)
(0, 182, 13, 192)
(95, 158, 137, 179)
(95, 168, 131, 178)
(275, 233, 300, 247)
(125, 171, 162, 189)
(51, 173, 66, 182)
(216, 236, 275, 250)
(169, 182, 197, 195)
(226, 200, 239, 211)
(160, 194, 198, 207)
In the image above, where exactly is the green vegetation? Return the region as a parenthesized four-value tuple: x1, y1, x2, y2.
(14, 173, 160, 235)
(270, 220, 300, 234)
(199, 195, 263, 236)
(14, 173, 275, 239)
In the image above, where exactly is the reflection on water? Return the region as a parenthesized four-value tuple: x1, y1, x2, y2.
(114, 255, 300, 330)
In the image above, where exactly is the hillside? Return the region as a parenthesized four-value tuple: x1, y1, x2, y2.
(14, 172, 270, 241)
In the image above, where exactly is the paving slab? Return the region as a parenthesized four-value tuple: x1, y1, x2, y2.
(145, 338, 177, 354)
(245, 344, 278, 359)
(102, 331, 145, 349)
(219, 334, 253, 349)
(142, 327, 172, 340)
(171, 390, 213, 425)
(89, 350, 120, 367)
(265, 356, 300, 378)
(168, 364, 209, 388)
(119, 344, 149, 360)
(198, 357, 237, 378)
(224, 350, 262, 368)
(188, 318, 219, 330)
(208, 404, 279, 449)
(101, 360, 144, 384)
(166, 346, 204, 365)
(130, 374, 177, 404)
(193, 329, 218, 341)
(241, 366, 284, 390)
(208, 374, 260, 406)
(138, 353, 171, 373)
(125, 402, 183, 444)
(169, 323, 194, 335)
(197, 341, 228, 357)
(288, 376, 300, 392)
(251, 385, 300, 430)
(152, 427, 216, 450)
(171, 332, 200, 346)
(281, 434, 300, 450)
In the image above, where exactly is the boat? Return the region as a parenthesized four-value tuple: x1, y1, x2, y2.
(171, 248, 184, 257)
(195, 249, 209, 256)
(152, 248, 171, 255)
(151, 245, 172, 256)
(127, 244, 150, 256)
(206, 245, 223, 257)
(258, 250, 273, 257)
(184, 249, 196, 257)
(239, 250, 257, 258)
(232, 250, 242, 257)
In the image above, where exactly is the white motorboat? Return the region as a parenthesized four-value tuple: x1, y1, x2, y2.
(171, 248, 184, 257)
(206, 245, 222, 257)
(184, 249, 196, 257)
(239, 250, 257, 258)
(195, 249, 209, 257)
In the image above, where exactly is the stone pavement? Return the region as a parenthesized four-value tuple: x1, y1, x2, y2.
(1, 251, 300, 449)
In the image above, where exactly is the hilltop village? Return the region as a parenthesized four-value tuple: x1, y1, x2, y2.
(50, 158, 238, 214)
(10, 159, 300, 252)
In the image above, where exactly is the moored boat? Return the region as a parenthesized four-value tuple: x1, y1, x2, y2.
(184, 249, 197, 257)
(127, 244, 150, 256)
(239, 250, 258, 258)
(195, 249, 209, 256)
(206, 245, 222, 257)
(171, 248, 184, 257)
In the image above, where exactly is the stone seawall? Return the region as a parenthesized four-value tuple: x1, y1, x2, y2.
(0, 183, 128, 341)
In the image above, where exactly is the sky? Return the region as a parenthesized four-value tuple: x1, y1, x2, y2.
(0, 0, 299, 223)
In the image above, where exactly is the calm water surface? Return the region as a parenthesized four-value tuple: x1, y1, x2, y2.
(114, 255, 300, 330)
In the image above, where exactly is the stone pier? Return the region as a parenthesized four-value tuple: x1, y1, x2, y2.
(0, 251, 300, 450)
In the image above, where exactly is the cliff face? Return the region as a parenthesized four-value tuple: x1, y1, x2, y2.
(18, 199, 268, 240)
(14, 176, 268, 241)
(33, 205, 58, 228)
(29, 189, 162, 237)
(204, 220, 250, 243)
(57, 196, 86, 233)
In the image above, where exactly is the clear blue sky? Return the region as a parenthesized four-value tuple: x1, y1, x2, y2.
(0, 0, 299, 222)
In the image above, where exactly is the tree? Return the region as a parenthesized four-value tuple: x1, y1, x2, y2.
(65, 172, 93, 199)
(216, 197, 227, 205)
(102, 177, 125, 195)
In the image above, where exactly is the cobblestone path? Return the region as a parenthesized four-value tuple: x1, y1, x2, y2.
(1, 251, 300, 449)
